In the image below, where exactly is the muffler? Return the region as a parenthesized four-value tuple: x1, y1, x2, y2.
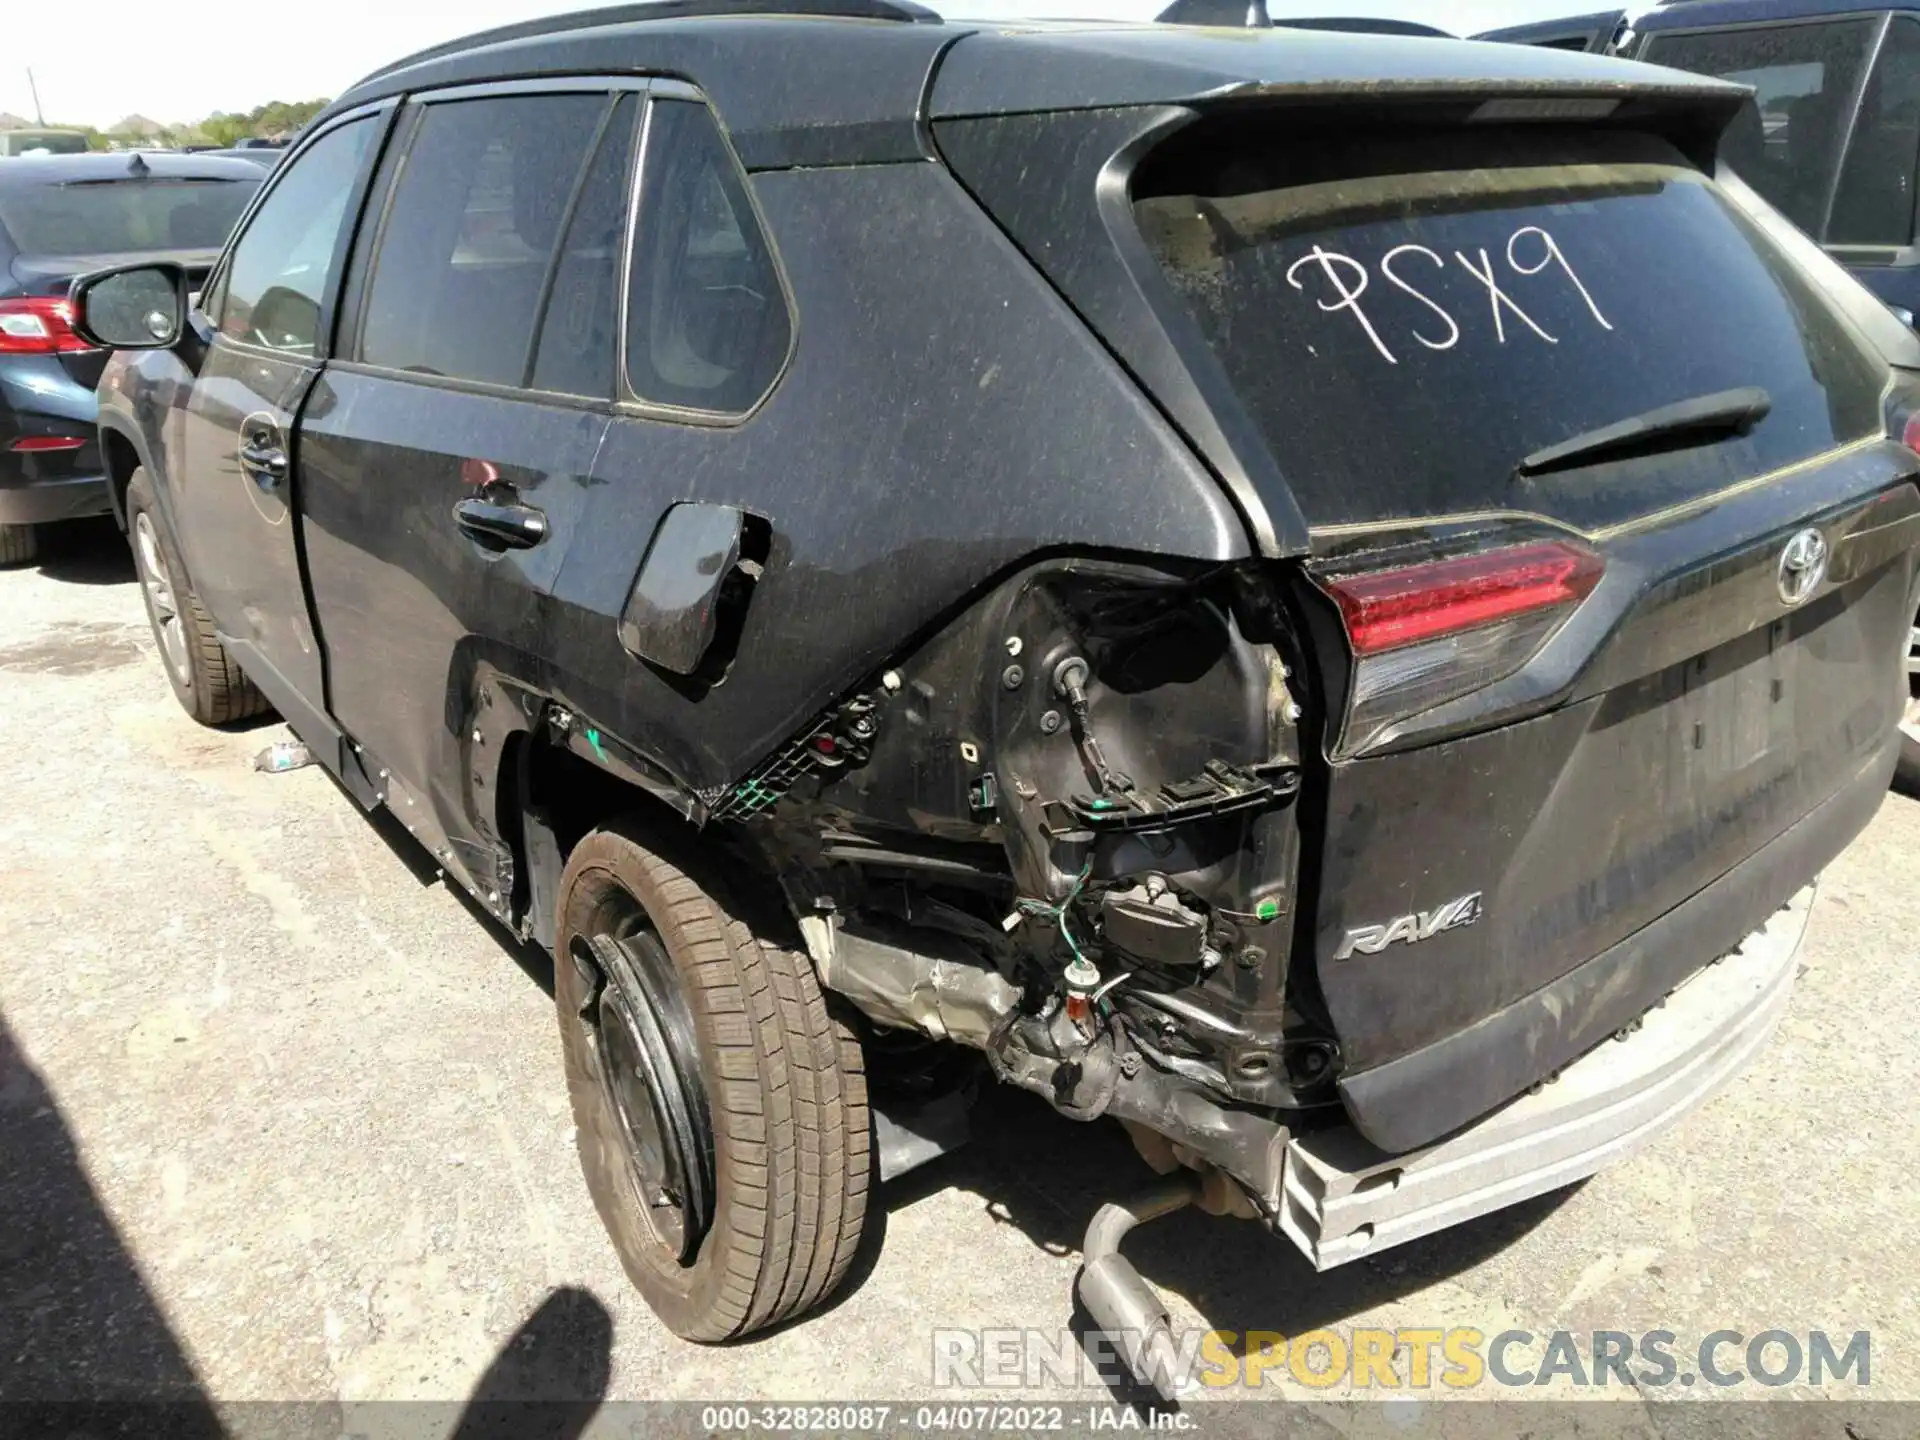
(1074, 1175, 1200, 1397)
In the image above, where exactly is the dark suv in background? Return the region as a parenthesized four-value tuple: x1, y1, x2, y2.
(1634, 1, 1920, 316)
(0, 152, 258, 564)
(1483, 0, 1920, 307)
(72, 0, 1920, 1393)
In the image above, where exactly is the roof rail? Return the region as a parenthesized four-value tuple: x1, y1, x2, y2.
(358, 0, 942, 86)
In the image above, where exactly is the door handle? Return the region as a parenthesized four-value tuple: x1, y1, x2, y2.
(454, 495, 548, 551)
(239, 440, 288, 483)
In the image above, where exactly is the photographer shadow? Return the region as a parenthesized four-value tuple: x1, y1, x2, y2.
(0, 1009, 222, 1432)
(447, 1286, 614, 1440)
(1, 1006, 612, 1433)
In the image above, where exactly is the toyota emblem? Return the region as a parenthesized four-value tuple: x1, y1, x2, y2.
(1777, 527, 1829, 607)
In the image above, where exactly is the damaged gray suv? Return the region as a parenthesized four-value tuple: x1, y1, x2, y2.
(74, 0, 1920, 1389)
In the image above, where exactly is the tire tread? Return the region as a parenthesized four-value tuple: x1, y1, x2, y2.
(126, 468, 269, 727)
(557, 822, 868, 1342)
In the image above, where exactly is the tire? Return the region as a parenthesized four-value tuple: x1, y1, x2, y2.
(555, 818, 870, 1342)
(0, 523, 37, 567)
(1899, 606, 1920, 795)
(126, 467, 269, 727)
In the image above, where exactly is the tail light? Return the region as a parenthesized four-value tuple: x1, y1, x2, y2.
(0, 297, 95, 355)
(1318, 539, 1604, 754)
(9, 435, 88, 453)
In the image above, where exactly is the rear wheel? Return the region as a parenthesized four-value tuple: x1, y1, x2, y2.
(0, 523, 38, 567)
(1899, 612, 1920, 795)
(555, 819, 870, 1341)
(126, 468, 269, 727)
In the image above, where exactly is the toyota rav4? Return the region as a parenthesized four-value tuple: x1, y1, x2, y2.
(74, 0, 1920, 1392)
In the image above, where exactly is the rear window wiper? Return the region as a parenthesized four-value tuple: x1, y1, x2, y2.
(1516, 386, 1772, 479)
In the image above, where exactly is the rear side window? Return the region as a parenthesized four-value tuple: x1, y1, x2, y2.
(625, 100, 790, 415)
(359, 94, 610, 388)
(530, 95, 637, 399)
(1641, 19, 1879, 237)
(1133, 124, 1886, 531)
(0, 177, 257, 257)
(217, 118, 376, 356)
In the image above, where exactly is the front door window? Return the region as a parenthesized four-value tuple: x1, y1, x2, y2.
(214, 116, 378, 355)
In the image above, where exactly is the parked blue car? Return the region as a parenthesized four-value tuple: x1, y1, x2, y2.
(0, 153, 258, 565)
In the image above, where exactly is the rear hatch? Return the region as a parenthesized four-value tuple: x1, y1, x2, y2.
(934, 26, 1920, 1150)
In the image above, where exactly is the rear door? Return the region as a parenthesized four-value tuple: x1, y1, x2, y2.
(173, 112, 386, 712)
(545, 89, 799, 794)
(297, 84, 635, 892)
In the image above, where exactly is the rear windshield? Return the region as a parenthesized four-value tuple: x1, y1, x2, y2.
(1134, 125, 1886, 531)
(0, 177, 258, 257)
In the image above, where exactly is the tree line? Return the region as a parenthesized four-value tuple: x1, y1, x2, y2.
(56, 99, 332, 151)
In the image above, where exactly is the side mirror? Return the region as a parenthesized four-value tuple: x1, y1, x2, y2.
(69, 263, 187, 350)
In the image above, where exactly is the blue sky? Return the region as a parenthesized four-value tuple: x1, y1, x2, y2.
(3, 1, 1617, 131)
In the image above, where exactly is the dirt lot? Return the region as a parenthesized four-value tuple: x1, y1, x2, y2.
(3, 518, 1917, 1421)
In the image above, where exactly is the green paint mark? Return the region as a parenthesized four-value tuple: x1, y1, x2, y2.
(1256, 898, 1281, 922)
(585, 728, 610, 764)
(727, 777, 780, 817)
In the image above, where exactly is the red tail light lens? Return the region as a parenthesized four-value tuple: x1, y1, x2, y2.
(0, 296, 95, 355)
(1319, 539, 1605, 755)
(8, 435, 88, 453)
(1323, 541, 1606, 656)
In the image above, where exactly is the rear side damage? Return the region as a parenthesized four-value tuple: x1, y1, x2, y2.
(677, 55, 1920, 1338)
(726, 557, 1321, 1216)
(513, 27, 1918, 1390)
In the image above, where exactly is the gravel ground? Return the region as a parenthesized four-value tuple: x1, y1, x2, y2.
(2, 517, 1915, 1429)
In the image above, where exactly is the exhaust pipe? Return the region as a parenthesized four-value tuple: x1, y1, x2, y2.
(1075, 1175, 1200, 1397)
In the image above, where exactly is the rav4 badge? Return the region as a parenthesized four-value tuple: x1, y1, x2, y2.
(1335, 892, 1484, 960)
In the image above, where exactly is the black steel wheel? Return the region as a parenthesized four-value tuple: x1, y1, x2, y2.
(570, 925, 713, 1263)
(554, 818, 871, 1341)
